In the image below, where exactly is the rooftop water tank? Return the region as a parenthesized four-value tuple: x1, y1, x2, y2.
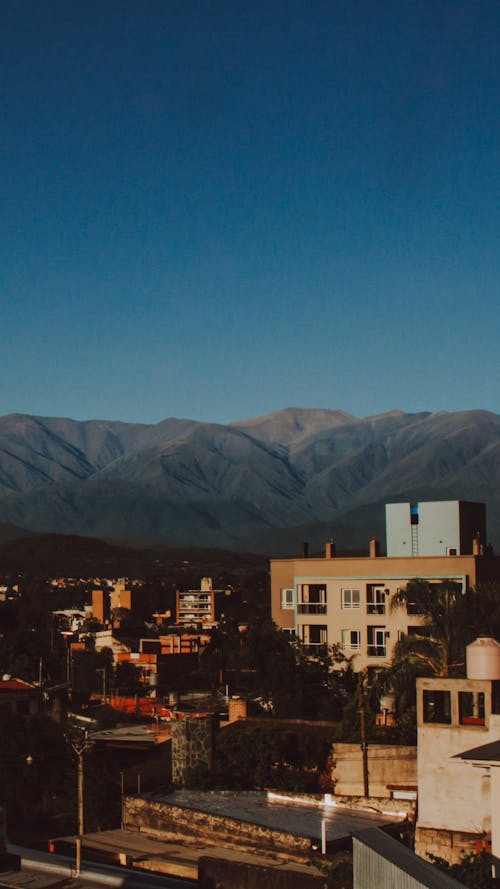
(466, 636, 500, 680)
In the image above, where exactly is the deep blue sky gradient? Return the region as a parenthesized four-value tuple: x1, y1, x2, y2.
(1, 1, 499, 423)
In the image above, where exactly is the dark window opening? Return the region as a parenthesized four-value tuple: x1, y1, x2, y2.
(298, 584, 327, 614)
(367, 585, 386, 615)
(493, 681, 500, 715)
(407, 625, 431, 637)
(423, 690, 451, 724)
(459, 691, 485, 726)
(367, 626, 387, 657)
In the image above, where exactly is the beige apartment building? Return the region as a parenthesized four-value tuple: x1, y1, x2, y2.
(176, 577, 217, 628)
(271, 501, 499, 671)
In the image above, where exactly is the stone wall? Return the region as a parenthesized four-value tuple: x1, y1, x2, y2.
(124, 796, 312, 860)
(332, 744, 417, 798)
(171, 715, 212, 785)
(414, 826, 481, 866)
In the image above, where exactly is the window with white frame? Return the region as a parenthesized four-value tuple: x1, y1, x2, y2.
(280, 588, 294, 609)
(342, 629, 361, 651)
(367, 626, 387, 657)
(299, 625, 327, 647)
(282, 628, 296, 640)
(341, 588, 360, 609)
(367, 585, 386, 614)
(298, 584, 327, 614)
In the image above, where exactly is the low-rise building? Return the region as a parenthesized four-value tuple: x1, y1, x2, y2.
(414, 637, 500, 866)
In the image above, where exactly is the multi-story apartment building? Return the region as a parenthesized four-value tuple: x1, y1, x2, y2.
(176, 577, 218, 628)
(271, 501, 499, 671)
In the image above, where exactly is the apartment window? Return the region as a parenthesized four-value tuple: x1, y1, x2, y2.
(407, 625, 430, 637)
(423, 690, 451, 724)
(281, 588, 294, 609)
(342, 629, 361, 652)
(282, 628, 296, 641)
(407, 600, 425, 615)
(459, 691, 485, 726)
(299, 624, 327, 655)
(341, 589, 360, 609)
(367, 626, 387, 658)
(367, 585, 386, 615)
(298, 584, 327, 615)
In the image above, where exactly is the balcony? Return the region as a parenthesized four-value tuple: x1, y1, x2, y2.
(367, 604, 385, 615)
(301, 643, 328, 657)
(297, 603, 327, 615)
(367, 645, 387, 658)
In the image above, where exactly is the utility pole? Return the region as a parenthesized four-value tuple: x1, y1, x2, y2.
(97, 667, 106, 704)
(358, 671, 369, 798)
(71, 734, 94, 876)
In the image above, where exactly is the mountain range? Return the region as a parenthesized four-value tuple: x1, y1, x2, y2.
(0, 408, 498, 554)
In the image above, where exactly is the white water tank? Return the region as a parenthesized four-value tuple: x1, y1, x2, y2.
(466, 636, 500, 680)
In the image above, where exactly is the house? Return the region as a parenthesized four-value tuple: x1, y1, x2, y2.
(414, 636, 500, 866)
(0, 678, 40, 716)
(453, 738, 500, 879)
(271, 501, 499, 671)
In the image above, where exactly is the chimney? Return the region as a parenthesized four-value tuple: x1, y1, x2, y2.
(369, 537, 380, 558)
(325, 540, 336, 559)
(302, 542, 309, 559)
(472, 534, 481, 556)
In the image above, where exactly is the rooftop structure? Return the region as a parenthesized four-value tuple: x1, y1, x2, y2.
(385, 500, 487, 557)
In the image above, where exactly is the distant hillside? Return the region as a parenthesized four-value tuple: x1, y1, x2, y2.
(0, 522, 35, 544)
(0, 408, 498, 553)
(0, 532, 268, 585)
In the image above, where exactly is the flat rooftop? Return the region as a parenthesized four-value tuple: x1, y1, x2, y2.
(150, 790, 404, 844)
(90, 724, 172, 747)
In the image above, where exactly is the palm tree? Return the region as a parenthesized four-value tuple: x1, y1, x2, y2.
(376, 579, 470, 724)
(389, 578, 469, 678)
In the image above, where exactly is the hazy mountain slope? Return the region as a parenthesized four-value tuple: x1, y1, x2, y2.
(0, 414, 145, 494)
(0, 408, 498, 551)
(231, 407, 358, 445)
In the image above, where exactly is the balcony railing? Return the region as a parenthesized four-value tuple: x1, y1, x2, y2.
(367, 604, 385, 615)
(407, 603, 424, 615)
(297, 603, 327, 615)
(301, 643, 328, 657)
(367, 645, 387, 658)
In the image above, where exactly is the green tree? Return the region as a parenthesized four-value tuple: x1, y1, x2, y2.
(378, 579, 499, 725)
(389, 579, 468, 678)
(375, 579, 465, 724)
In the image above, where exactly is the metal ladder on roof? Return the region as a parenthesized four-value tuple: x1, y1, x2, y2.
(411, 524, 419, 556)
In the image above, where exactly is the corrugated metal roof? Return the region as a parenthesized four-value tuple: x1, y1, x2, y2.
(353, 828, 468, 889)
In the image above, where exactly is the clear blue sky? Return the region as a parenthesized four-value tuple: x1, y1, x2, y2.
(1, 1, 498, 424)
